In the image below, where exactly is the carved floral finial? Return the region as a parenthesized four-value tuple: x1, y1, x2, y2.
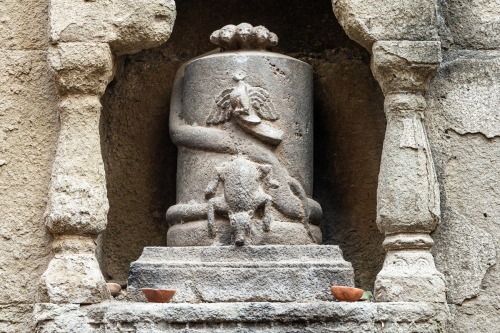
(210, 23, 278, 51)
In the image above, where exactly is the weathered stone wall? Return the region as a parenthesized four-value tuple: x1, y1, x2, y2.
(100, 0, 386, 290)
(427, 1, 500, 331)
(0, 1, 58, 332)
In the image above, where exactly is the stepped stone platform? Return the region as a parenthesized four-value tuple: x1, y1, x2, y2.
(34, 301, 448, 333)
(128, 245, 354, 303)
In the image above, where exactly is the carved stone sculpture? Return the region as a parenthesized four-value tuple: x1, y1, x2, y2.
(129, 24, 354, 303)
(166, 23, 322, 246)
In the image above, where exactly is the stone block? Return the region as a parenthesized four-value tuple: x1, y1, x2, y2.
(49, 0, 176, 54)
(128, 245, 354, 302)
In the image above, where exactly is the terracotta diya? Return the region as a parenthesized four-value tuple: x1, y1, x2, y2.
(331, 286, 364, 302)
(141, 288, 176, 303)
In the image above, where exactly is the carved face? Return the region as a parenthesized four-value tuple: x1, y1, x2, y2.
(236, 23, 252, 41)
(252, 26, 270, 43)
(219, 25, 236, 42)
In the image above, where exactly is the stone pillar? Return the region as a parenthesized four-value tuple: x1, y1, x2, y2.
(371, 41, 446, 302)
(39, 0, 176, 304)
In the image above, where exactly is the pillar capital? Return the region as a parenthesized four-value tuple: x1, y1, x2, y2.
(371, 41, 441, 95)
(49, 0, 176, 55)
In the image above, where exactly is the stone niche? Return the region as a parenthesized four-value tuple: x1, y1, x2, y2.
(99, 0, 386, 291)
(35, 0, 452, 332)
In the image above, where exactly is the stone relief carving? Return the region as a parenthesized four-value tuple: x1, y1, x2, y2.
(127, 24, 356, 306)
(166, 24, 322, 246)
(208, 70, 283, 145)
(210, 23, 278, 50)
(205, 156, 276, 245)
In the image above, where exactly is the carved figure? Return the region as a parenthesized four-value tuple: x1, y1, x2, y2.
(210, 23, 278, 50)
(207, 70, 278, 126)
(205, 156, 277, 246)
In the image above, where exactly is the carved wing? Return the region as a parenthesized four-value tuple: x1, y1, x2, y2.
(248, 86, 278, 121)
(207, 88, 233, 125)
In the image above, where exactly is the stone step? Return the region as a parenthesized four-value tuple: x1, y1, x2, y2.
(34, 301, 448, 333)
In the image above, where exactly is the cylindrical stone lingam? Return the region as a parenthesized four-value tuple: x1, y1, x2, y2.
(167, 23, 322, 246)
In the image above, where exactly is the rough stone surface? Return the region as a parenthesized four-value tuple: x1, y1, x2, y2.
(0, 304, 34, 333)
(448, 295, 500, 333)
(332, 0, 439, 51)
(49, 0, 176, 55)
(441, 0, 500, 50)
(0, 49, 58, 333)
(0, 0, 49, 50)
(129, 245, 354, 303)
(33, 301, 448, 333)
(100, 0, 385, 292)
(426, 49, 500, 331)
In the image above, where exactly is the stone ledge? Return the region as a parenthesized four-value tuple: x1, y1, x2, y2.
(34, 301, 448, 333)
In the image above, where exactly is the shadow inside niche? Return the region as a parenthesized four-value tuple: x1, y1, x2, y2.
(99, 0, 386, 290)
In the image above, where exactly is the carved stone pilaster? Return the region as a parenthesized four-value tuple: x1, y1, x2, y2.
(39, 0, 176, 304)
(39, 43, 114, 303)
(371, 41, 446, 302)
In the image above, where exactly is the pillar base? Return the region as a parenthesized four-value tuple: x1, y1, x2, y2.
(38, 236, 110, 304)
(375, 250, 446, 302)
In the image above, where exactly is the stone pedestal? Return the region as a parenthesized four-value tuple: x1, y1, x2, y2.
(128, 245, 354, 303)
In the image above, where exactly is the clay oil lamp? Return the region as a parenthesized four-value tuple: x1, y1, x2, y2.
(331, 286, 364, 302)
(141, 288, 176, 303)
